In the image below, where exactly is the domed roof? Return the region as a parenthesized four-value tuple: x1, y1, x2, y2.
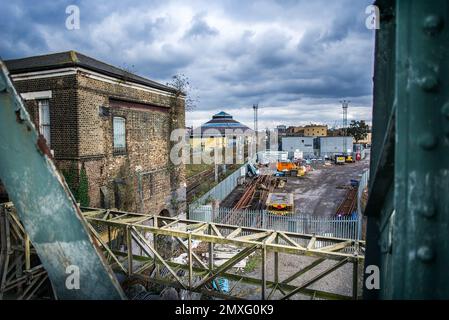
(212, 111, 232, 119)
(192, 111, 252, 137)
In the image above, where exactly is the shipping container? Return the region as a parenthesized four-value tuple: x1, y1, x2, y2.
(318, 136, 353, 157)
(281, 137, 315, 158)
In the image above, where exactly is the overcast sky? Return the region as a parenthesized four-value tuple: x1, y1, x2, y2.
(0, 0, 375, 130)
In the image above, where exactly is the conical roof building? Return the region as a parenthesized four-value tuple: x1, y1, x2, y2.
(193, 111, 252, 137)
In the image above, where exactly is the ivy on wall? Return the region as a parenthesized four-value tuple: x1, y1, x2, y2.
(78, 166, 90, 207)
(62, 162, 90, 207)
(115, 159, 135, 212)
(62, 162, 78, 199)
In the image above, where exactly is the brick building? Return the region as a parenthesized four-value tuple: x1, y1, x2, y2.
(4, 51, 186, 217)
(304, 125, 327, 137)
(285, 125, 328, 137)
(286, 126, 304, 136)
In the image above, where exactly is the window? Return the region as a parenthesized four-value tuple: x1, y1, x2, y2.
(113, 117, 126, 154)
(38, 99, 51, 147)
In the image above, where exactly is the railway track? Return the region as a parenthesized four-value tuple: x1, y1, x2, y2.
(335, 187, 357, 217)
(186, 164, 240, 202)
(220, 175, 275, 227)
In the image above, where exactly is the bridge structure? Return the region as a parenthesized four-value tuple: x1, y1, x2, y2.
(1, 203, 364, 300)
(0, 203, 49, 299)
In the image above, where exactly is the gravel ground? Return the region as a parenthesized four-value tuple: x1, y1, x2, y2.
(221, 156, 369, 218)
(287, 156, 370, 217)
(239, 251, 364, 300)
(219, 156, 369, 299)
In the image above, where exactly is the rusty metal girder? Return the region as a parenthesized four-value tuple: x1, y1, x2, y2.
(81, 207, 364, 300)
(0, 204, 50, 300)
(2, 203, 364, 300)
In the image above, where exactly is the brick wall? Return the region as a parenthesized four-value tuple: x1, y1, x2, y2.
(76, 72, 186, 215)
(13, 75, 79, 159)
(8, 70, 186, 216)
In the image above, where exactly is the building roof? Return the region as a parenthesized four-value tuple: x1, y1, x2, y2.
(193, 111, 252, 137)
(304, 124, 328, 128)
(4, 51, 177, 94)
(212, 111, 232, 119)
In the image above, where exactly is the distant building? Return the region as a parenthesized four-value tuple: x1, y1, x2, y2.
(304, 124, 327, 137)
(284, 124, 328, 137)
(327, 128, 346, 137)
(190, 111, 253, 149)
(355, 132, 372, 146)
(318, 136, 353, 157)
(281, 137, 315, 158)
(276, 125, 287, 135)
(275, 125, 288, 150)
(286, 126, 304, 136)
(4, 51, 186, 216)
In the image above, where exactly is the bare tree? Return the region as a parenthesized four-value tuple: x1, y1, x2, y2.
(167, 73, 198, 112)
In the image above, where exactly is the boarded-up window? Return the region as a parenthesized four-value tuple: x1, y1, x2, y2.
(38, 99, 51, 147)
(113, 117, 126, 153)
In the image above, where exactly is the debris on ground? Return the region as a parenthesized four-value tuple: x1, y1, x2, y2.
(202, 244, 249, 269)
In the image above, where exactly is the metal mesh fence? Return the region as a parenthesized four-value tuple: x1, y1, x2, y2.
(189, 206, 361, 240)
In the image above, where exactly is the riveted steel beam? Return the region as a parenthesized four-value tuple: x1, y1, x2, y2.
(366, 0, 449, 299)
(392, 0, 449, 299)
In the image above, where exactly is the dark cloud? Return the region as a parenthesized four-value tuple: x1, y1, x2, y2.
(183, 13, 219, 39)
(0, 0, 375, 129)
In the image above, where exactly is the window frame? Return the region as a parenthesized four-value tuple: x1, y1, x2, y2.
(112, 116, 127, 155)
(37, 99, 51, 147)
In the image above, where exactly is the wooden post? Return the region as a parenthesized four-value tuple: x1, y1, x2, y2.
(353, 256, 358, 300)
(262, 245, 267, 300)
(126, 226, 133, 276)
(188, 232, 193, 291)
(107, 226, 111, 249)
(209, 226, 214, 271)
(274, 235, 279, 285)
(24, 234, 30, 271)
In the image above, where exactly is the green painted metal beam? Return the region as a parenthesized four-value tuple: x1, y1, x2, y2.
(0, 61, 125, 299)
(363, 0, 396, 300)
(393, 0, 449, 299)
(366, 0, 449, 299)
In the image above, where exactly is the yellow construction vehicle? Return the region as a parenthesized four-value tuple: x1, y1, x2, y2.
(297, 166, 306, 177)
(266, 193, 294, 215)
(277, 161, 306, 177)
(334, 154, 346, 165)
(345, 154, 354, 163)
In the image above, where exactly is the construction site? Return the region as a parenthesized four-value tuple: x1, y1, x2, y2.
(1, 0, 449, 304)
(219, 156, 369, 219)
(183, 150, 369, 299)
